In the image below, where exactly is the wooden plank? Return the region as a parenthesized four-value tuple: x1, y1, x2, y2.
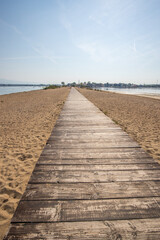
(29, 170, 160, 183)
(53, 120, 124, 125)
(4, 219, 160, 240)
(34, 163, 160, 171)
(12, 197, 160, 222)
(51, 129, 127, 133)
(45, 142, 139, 148)
(56, 122, 115, 126)
(53, 124, 117, 127)
(38, 156, 153, 164)
(47, 138, 134, 143)
(43, 147, 148, 153)
(40, 152, 150, 159)
(51, 129, 126, 134)
(41, 147, 147, 153)
(49, 133, 129, 138)
(55, 120, 117, 125)
(22, 181, 160, 200)
(59, 111, 106, 114)
(48, 136, 131, 141)
(57, 115, 109, 118)
(50, 133, 128, 138)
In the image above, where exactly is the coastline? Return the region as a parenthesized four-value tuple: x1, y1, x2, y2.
(137, 94, 160, 100)
(78, 88, 160, 163)
(0, 88, 70, 239)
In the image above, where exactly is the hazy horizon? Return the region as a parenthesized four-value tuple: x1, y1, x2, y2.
(0, 0, 160, 85)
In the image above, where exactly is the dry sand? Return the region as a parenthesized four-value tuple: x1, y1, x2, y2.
(0, 87, 70, 239)
(78, 88, 160, 163)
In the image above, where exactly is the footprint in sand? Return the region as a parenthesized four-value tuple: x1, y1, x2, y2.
(18, 153, 33, 161)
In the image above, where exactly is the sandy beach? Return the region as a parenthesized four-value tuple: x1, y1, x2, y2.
(1, 87, 160, 239)
(78, 88, 160, 163)
(0, 87, 69, 239)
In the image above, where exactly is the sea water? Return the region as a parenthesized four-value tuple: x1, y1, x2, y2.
(98, 87, 160, 96)
(0, 86, 44, 95)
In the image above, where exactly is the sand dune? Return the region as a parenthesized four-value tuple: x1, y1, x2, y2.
(79, 88, 160, 162)
(0, 87, 69, 239)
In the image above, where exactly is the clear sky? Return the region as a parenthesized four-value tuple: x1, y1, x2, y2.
(0, 0, 160, 84)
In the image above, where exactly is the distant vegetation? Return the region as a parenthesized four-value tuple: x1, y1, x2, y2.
(65, 81, 160, 89)
(43, 85, 60, 90)
(1, 82, 160, 89)
(43, 81, 160, 90)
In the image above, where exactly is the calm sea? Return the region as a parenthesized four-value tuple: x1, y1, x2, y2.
(1, 86, 160, 97)
(98, 87, 160, 96)
(0, 86, 44, 95)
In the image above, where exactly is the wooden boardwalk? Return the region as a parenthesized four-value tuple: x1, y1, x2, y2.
(5, 88, 160, 239)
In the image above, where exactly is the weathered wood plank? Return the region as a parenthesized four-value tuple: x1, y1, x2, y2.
(22, 181, 160, 200)
(53, 126, 120, 130)
(34, 163, 160, 171)
(38, 156, 153, 164)
(55, 120, 116, 123)
(55, 121, 118, 125)
(4, 219, 160, 240)
(51, 129, 127, 134)
(29, 170, 160, 183)
(12, 197, 160, 222)
(47, 138, 134, 143)
(45, 142, 139, 148)
(49, 133, 129, 138)
(40, 152, 150, 159)
(51, 128, 128, 133)
(41, 147, 147, 153)
(55, 122, 117, 126)
(48, 136, 131, 141)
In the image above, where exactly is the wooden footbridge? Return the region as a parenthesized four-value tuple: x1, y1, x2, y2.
(5, 88, 160, 239)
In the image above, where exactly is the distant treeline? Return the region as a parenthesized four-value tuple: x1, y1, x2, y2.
(66, 82, 160, 89)
(1, 82, 160, 89)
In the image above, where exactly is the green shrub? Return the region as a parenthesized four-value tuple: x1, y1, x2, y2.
(44, 85, 60, 90)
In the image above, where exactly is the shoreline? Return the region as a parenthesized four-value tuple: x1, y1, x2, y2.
(137, 94, 160, 100)
(94, 88, 160, 100)
(0, 87, 44, 96)
(108, 91, 160, 100)
(0, 88, 70, 239)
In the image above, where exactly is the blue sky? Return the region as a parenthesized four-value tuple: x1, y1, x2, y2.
(0, 0, 160, 84)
